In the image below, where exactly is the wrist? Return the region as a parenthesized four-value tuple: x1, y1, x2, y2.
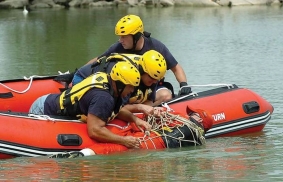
(136, 104, 143, 112)
(132, 114, 140, 123)
(180, 82, 188, 87)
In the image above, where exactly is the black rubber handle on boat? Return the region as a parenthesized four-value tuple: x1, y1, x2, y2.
(0, 92, 13, 99)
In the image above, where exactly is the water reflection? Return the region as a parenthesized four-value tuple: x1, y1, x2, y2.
(0, 132, 277, 181)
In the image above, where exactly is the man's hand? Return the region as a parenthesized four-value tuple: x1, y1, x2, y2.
(153, 107, 165, 117)
(123, 136, 140, 148)
(136, 104, 154, 116)
(179, 82, 192, 96)
(134, 118, 152, 133)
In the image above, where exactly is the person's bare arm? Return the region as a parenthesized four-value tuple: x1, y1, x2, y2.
(170, 64, 187, 83)
(86, 113, 140, 148)
(123, 102, 154, 115)
(86, 57, 98, 65)
(117, 108, 151, 132)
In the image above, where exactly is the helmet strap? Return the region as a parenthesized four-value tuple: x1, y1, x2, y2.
(139, 65, 145, 75)
(115, 81, 126, 98)
(131, 32, 142, 51)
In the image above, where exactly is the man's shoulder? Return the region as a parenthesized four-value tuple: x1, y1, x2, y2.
(99, 42, 125, 57)
(46, 93, 60, 101)
(146, 36, 164, 45)
(89, 88, 112, 95)
(108, 42, 125, 51)
(82, 88, 114, 105)
(144, 36, 166, 51)
(82, 88, 109, 99)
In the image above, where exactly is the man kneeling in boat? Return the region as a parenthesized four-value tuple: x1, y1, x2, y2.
(30, 60, 151, 150)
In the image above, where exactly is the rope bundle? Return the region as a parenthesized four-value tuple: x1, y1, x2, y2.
(139, 111, 206, 149)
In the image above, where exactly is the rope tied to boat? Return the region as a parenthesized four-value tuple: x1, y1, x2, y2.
(0, 71, 69, 94)
(0, 75, 46, 94)
(28, 114, 56, 121)
(139, 111, 206, 149)
(161, 102, 174, 112)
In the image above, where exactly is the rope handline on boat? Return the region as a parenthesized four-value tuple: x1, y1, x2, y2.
(0, 71, 70, 94)
(27, 113, 83, 123)
(161, 102, 174, 112)
(186, 83, 234, 89)
(0, 75, 47, 94)
(28, 114, 56, 121)
(166, 83, 235, 105)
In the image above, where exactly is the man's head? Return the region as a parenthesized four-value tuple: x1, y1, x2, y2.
(110, 61, 140, 98)
(115, 14, 144, 50)
(187, 106, 214, 132)
(139, 50, 167, 86)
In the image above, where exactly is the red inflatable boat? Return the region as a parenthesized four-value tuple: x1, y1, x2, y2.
(0, 74, 274, 159)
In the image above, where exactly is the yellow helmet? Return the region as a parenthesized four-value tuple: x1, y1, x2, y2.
(110, 61, 140, 86)
(139, 50, 167, 80)
(115, 15, 144, 36)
